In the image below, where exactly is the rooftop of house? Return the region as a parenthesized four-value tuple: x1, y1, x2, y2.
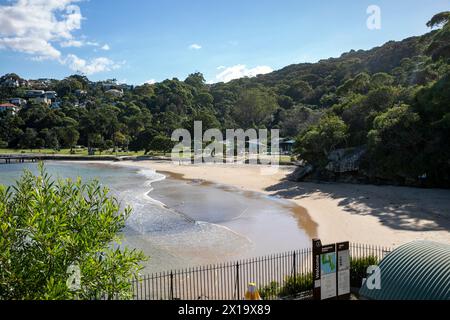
(0, 103, 18, 108)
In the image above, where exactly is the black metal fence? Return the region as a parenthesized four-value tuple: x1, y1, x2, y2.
(132, 244, 391, 300)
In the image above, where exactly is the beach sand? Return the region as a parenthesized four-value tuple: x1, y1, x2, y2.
(110, 160, 450, 248)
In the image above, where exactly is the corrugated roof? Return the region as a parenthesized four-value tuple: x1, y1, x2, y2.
(359, 241, 450, 300)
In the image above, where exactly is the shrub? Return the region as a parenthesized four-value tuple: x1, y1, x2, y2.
(350, 256, 379, 288)
(0, 163, 146, 300)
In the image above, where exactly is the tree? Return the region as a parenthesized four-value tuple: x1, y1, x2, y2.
(367, 104, 423, 181)
(426, 12, 450, 61)
(0, 164, 145, 300)
(371, 73, 395, 88)
(232, 88, 278, 128)
(295, 115, 348, 166)
(148, 135, 174, 154)
(19, 128, 38, 150)
(60, 127, 80, 152)
(426, 11, 450, 28)
(286, 80, 313, 102)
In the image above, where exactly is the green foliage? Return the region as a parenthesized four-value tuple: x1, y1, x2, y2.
(278, 273, 313, 297)
(426, 12, 450, 61)
(259, 273, 313, 300)
(350, 256, 379, 288)
(295, 115, 348, 166)
(232, 88, 278, 128)
(0, 164, 146, 300)
(367, 104, 423, 181)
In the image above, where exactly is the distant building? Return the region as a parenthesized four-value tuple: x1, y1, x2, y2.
(0, 103, 20, 114)
(44, 91, 58, 101)
(26, 90, 46, 98)
(29, 96, 51, 106)
(279, 139, 295, 155)
(119, 84, 134, 91)
(105, 89, 124, 98)
(25, 90, 54, 105)
(50, 101, 61, 109)
(75, 89, 87, 96)
(7, 98, 27, 107)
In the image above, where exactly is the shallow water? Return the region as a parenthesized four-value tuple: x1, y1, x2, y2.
(0, 161, 315, 273)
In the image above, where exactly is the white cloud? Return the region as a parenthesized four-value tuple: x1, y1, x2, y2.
(217, 65, 226, 70)
(215, 64, 273, 83)
(0, 0, 118, 75)
(64, 54, 120, 75)
(60, 39, 84, 48)
(0, 37, 62, 59)
(189, 43, 202, 50)
(145, 79, 156, 85)
(101, 44, 110, 51)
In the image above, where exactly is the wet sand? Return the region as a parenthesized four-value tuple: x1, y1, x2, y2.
(148, 170, 316, 260)
(110, 161, 450, 247)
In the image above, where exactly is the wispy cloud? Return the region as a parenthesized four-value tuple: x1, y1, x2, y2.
(215, 64, 273, 83)
(0, 0, 118, 75)
(64, 54, 121, 75)
(145, 79, 157, 85)
(189, 43, 202, 50)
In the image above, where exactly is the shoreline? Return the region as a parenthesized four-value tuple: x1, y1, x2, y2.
(105, 160, 450, 248)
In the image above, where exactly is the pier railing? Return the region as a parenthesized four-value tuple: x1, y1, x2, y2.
(131, 243, 391, 300)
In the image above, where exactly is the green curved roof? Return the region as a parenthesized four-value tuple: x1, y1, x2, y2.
(359, 241, 450, 300)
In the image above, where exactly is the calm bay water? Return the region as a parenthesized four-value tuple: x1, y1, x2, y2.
(0, 161, 313, 273)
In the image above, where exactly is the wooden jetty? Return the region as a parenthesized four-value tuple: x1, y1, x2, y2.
(0, 154, 42, 164)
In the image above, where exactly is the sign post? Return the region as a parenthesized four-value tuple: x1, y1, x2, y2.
(312, 239, 350, 300)
(337, 241, 351, 300)
(312, 239, 322, 300)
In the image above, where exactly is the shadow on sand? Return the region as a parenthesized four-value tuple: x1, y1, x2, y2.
(265, 177, 450, 233)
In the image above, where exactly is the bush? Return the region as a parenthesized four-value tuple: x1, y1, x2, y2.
(350, 256, 379, 288)
(259, 273, 313, 300)
(278, 273, 313, 297)
(0, 163, 146, 300)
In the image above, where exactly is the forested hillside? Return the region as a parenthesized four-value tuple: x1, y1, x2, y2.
(1, 12, 449, 187)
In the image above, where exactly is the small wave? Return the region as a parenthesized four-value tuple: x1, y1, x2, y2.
(136, 169, 169, 207)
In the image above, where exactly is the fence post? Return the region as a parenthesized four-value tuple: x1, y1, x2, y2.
(236, 262, 240, 300)
(170, 271, 174, 300)
(293, 251, 297, 284)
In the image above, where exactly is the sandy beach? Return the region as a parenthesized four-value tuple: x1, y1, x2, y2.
(108, 160, 450, 248)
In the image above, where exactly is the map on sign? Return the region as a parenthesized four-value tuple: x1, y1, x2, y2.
(321, 253, 336, 275)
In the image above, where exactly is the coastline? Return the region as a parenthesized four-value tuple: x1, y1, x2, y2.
(106, 160, 450, 248)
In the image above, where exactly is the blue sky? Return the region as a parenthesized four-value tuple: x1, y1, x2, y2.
(0, 0, 448, 84)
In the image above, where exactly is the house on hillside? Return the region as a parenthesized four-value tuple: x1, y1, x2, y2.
(0, 103, 20, 115)
(25, 90, 52, 106)
(105, 89, 124, 98)
(26, 90, 45, 98)
(8, 98, 27, 107)
(44, 91, 58, 101)
(75, 89, 87, 97)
